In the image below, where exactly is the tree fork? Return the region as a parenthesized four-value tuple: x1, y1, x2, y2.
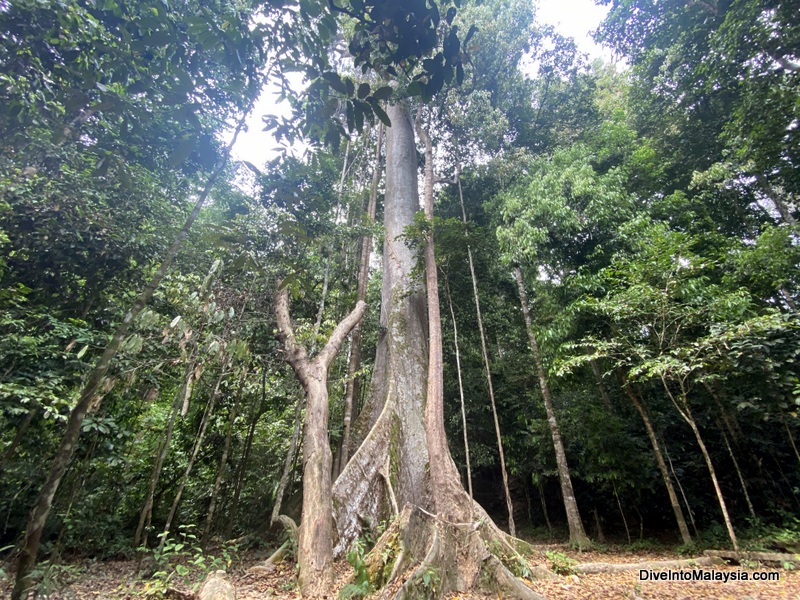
(11, 103, 254, 600)
(275, 283, 366, 596)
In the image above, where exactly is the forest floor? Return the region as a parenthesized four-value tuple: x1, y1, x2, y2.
(1, 543, 798, 599)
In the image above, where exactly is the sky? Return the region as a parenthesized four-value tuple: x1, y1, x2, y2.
(231, 0, 611, 166)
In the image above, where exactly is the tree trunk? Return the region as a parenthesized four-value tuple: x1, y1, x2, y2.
(719, 422, 756, 520)
(662, 376, 739, 552)
(0, 405, 37, 476)
(538, 479, 553, 535)
(338, 123, 384, 475)
(333, 103, 432, 552)
(417, 112, 469, 522)
(444, 275, 473, 502)
(456, 172, 514, 535)
(783, 416, 800, 467)
(203, 367, 246, 547)
(330, 104, 549, 599)
(664, 444, 699, 538)
(275, 285, 366, 597)
(11, 106, 253, 600)
(513, 267, 590, 547)
(622, 379, 692, 545)
(135, 387, 182, 550)
(159, 366, 227, 552)
(225, 370, 266, 540)
(612, 480, 631, 545)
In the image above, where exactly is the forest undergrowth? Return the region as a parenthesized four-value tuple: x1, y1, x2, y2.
(1, 541, 798, 600)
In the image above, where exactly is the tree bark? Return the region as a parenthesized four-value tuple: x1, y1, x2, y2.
(514, 267, 590, 547)
(622, 378, 692, 545)
(333, 103, 432, 554)
(417, 112, 470, 522)
(338, 123, 384, 475)
(275, 284, 366, 597)
(11, 105, 253, 600)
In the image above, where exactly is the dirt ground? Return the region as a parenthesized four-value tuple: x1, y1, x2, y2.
(1, 544, 798, 599)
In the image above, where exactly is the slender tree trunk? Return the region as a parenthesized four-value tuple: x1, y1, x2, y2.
(593, 508, 605, 544)
(338, 123, 383, 475)
(203, 367, 246, 547)
(513, 267, 590, 547)
(538, 479, 553, 535)
(455, 173, 514, 535)
(275, 285, 366, 597)
(0, 405, 37, 475)
(783, 416, 800, 467)
(664, 444, 699, 538)
(718, 424, 756, 520)
(443, 275, 473, 503)
(225, 370, 266, 540)
(271, 393, 303, 526)
(622, 379, 692, 545)
(662, 376, 739, 552)
(134, 388, 183, 549)
(159, 366, 227, 552)
(417, 112, 467, 521)
(11, 105, 253, 600)
(612, 480, 631, 545)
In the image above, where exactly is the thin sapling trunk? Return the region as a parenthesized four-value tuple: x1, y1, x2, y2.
(514, 267, 590, 547)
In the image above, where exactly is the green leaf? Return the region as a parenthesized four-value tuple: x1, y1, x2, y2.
(464, 24, 478, 45)
(357, 83, 370, 99)
(369, 102, 391, 127)
(406, 81, 424, 97)
(370, 86, 392, 101)
(321, 71, 348, 95)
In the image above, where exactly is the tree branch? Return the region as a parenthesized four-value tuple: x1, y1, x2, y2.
(274, 283, 309, 374)
(317, 300, 367, 369)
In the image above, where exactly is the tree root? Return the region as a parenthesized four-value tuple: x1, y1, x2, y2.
(703, 550, 800, 565)
(357, 505, 551, 599)
(575, 556, 724, 574)
(196, 570, 235, 600)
